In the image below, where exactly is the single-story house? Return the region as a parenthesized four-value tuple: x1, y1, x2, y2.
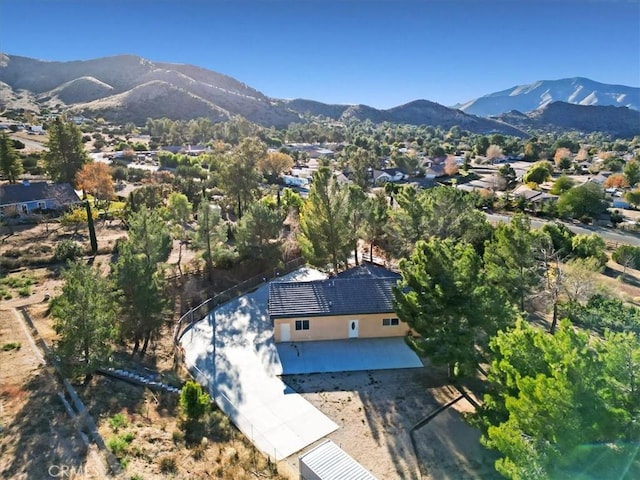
(0, 181, 81, 218)
(511, 185, 558, 208)
(372, 168, 408, 184)
(269, 264, 412, 342)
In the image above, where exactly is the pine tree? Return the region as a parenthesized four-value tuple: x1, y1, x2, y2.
(51, 261, 118, 381)
(298, 167, 352, 271)
(112, 207, 170, 356)
(45, 117, 89, 183)
(0, 132, 23, 183)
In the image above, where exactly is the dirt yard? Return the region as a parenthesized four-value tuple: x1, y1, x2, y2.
(0, 308, 106, 479)
(284, 366, 499, 480)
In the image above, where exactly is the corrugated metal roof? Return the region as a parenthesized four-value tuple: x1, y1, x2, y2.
(299, 440, 378, 480)
(268, 276, 399, 319)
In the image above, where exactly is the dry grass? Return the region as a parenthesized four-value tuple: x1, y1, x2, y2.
(0, 308, 104, 479)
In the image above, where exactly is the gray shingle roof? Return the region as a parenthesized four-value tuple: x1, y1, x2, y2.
(336, 263, 400, 280)
(268, 276, 400, 319)
(0, 182, 80, 206)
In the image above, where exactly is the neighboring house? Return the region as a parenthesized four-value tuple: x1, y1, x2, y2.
(589, 172, 612, 185)
(372, 168, 408, 184)
(282, 174, 310, 188)
(0, 181, 81, 218)
(28, 125, 44, 134)
(269, 264, 412, 342)
(512, 185, 557, 207)
(423, 164, 446, 180)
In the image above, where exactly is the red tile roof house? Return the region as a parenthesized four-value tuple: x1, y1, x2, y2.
(0, 181, 81, 218)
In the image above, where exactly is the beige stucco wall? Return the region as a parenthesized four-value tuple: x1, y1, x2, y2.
(273, 312, 412, 342)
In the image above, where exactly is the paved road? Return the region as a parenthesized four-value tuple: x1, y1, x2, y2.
(487, 213, 640, 246)
(10, 133, 47, 151)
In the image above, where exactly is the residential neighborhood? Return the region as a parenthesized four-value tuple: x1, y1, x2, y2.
(1, 7, 639, 476)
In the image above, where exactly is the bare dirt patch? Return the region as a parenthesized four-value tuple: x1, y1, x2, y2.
(23, 295, 289, 480)
(284, 366, 497, 479)
(0, 308, 104, 479)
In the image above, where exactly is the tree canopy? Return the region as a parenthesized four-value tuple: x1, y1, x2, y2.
(557, 182, 607, 220)
(52, 261, 119, 380)
(45, 117, 90, 183)
(394, 237, 515, 377)
(478, 319, 640, 480)
(298, 166, 352, 271)
(75, 161, 115, 209)
(0, 131, 23, 183)
(112, 207, 170, 356)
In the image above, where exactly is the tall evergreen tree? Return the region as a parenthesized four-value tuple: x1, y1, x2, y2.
(298, 166, 352, 271)
(484, 214, 541, 312)
(85, 200, 98, 255)
(51, 261, 118, 381)
(45, 117, 89, 183)
(0, 132, 23, 183)
(236, 200, 282, 261)
(113, 242, 168, 356)
(393, 237, 514, 377)
(219, 137, 265, 219)
(347, 184, 367, 265)
(113, 207, 170, 356)
(195, 201, 229, 281)
(363, 191, 389, 262)
(479, 320, 640, 479)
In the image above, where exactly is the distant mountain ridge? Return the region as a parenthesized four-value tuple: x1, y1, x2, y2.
(0, 53, 300, 127)
(456, 77, 640, 117)
(492, 102, 640, 137)
(0, 54, 635, 137)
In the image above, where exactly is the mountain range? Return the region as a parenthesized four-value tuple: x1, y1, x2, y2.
(0, 53, 638, 137)
(455, 77, 640, 117)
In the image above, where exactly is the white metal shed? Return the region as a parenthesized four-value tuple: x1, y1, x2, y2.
(299, 440, 378, 480)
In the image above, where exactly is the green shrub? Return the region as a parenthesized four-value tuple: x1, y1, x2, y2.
(1, 342, 21, 351)
(179, 381, 210, 421)
(54, 240, 82, 262)
(108, 413, 129, 432)
(107, 436, 129, 457)
(612, 245, 640, 270)
(106, 431, 135, 457)
(17, 286, 31, 297)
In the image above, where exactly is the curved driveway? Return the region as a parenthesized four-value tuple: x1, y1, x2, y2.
(179, 268, 338, 461)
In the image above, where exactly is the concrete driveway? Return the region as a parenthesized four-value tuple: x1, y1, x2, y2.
(277, 338, 423, 375)
(180, 268, 338, 461)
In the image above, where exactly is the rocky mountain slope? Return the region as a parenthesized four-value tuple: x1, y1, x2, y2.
(492, 102, 640, 138)
(285, 98, 525, 135)
(0, 53, 300, 126)
(456, 77, 640, 117)
(0, 54, 634, 138)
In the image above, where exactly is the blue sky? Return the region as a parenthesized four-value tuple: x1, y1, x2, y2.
(1, 0, 639, 109)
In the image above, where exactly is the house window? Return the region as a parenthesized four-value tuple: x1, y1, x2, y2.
(295, 320, 310, 331)
(382, 318, 399, 327)
(37, 201, 46, 210)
